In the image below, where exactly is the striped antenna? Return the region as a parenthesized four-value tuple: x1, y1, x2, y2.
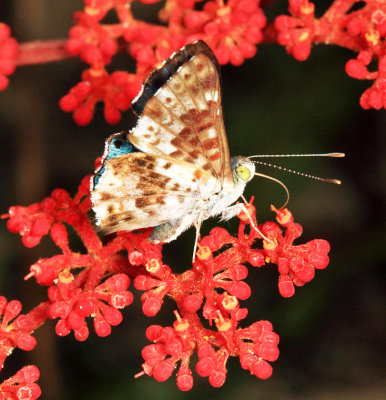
(248, 152, 345, 158)
(249, 160, 342, 184)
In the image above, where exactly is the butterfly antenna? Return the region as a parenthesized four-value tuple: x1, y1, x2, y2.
(248, 152, 345, 158)
(252, 172, 290, 209)
(250, 160, 342, 185)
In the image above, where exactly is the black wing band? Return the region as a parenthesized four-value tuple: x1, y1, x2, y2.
(132, 40, 221, 116)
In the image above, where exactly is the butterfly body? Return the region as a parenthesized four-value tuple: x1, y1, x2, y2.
(148, 155, 254, 243)
(91, 41, 255, 248)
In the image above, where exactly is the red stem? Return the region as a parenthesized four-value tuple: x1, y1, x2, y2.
(16, 40, 71, 66)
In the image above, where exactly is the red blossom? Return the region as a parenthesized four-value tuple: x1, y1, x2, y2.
(275, 0, 386, 109)
(47, 273, 133, 341)
(184, 0, 266, 65)
(0, 297, 48, 371)
(59, 68, 142, 125)
(1, 1, 385, 118)
(0, 23, 18, 91)
(137, 314, 279, 389)
(0, 365, 41, 400)
(66, 20, 118, 66)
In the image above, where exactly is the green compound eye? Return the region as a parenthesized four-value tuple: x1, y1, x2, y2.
(236, 165, 251, 181)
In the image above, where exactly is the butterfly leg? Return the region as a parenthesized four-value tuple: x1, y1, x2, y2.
(192, 213, 203, 262)
(221, 203, 273, 243)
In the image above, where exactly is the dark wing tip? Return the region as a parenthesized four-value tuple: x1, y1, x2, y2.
(131, 40, 220, 116)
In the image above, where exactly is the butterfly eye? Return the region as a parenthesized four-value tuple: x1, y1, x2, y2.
(236, 165, 252, 181)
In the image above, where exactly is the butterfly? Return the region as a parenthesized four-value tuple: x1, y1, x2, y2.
(91, 40, 261, 258)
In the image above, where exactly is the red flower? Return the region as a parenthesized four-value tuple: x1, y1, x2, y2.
(274, 0, 315, 61)
(0, 23, 18, 91)
(0, 365, 41, 400)
(59, 68, 142, 125)
(2, 179, 330, 392)
(275, 0, 386, 109)
(66, 13, 120, 67)
(184, 0, 266, 65)
(0, 297, 42, 370)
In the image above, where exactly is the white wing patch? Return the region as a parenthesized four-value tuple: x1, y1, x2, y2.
(92, 152, 217, 234)
(129, 52, 233, 188)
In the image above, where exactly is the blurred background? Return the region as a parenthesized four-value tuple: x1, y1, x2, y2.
(0, 1, 384, 399)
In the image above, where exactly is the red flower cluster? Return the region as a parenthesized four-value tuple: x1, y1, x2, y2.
(0, 298, 47, 399)
(139, 316, 279, 390)
(57, 0, 268, 123)
(0, 297, 36, 366)
(1, 176, 330, 393)
(47, 273, 133, 341)
(59, 69, 141, 125)
(274, 0, 386, 109)
(0, 1, 385, 120)
(183, 0, 266, 65)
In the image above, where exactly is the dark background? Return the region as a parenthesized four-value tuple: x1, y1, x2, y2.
(0, 1, 384, 399)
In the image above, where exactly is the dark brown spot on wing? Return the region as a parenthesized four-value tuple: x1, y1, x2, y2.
(156, 196, 166, 205)
(170, 150, 183, 157)
(134, 158, 147, 167)
(171, 137, 183, 148)
(135, 197, 152, 208)
(189, 150, 200, 159)
(163, 162, 172, 169)
(178, 127, 192, 139)
(144, 155, 156, 163)
(100, 192, 114, 201)
(149, 172, 161, 179)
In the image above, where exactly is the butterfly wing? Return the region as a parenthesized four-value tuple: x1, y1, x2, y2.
(92, 41, 234, 236)
(91, 152, 216, 234)
(129, 41, 233, 194)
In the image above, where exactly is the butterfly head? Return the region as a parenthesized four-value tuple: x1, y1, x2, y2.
(231, 157, 255, 184)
